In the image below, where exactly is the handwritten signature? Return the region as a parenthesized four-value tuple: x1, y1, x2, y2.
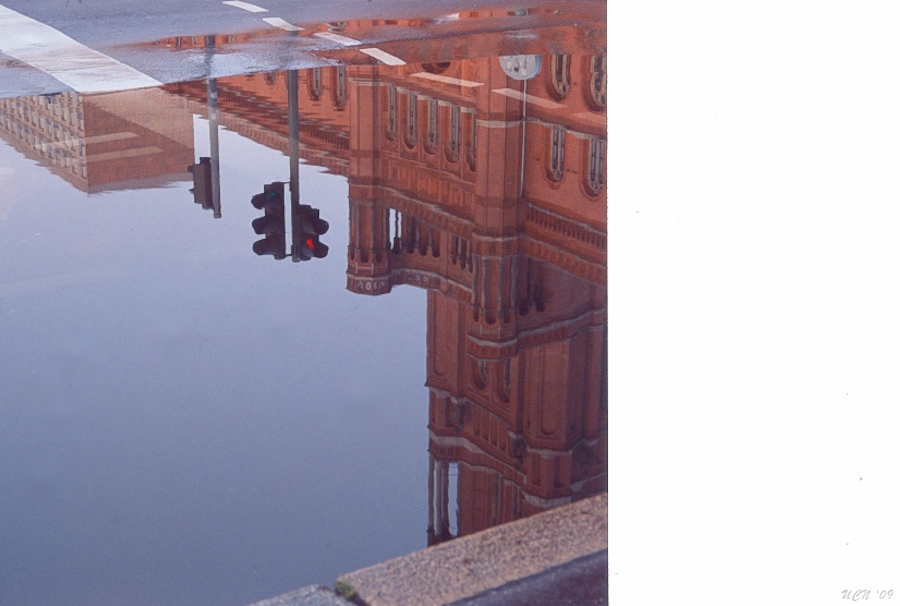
(842, 590, 894, 601)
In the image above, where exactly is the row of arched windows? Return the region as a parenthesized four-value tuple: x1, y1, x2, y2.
(385, 85, 478, 168)
(547, 127, 606, 195)
(377, 60, 605, 191)
(305, 66, 347, 109)
(548, 53, 607, 111)
(382, 208, 475, 271)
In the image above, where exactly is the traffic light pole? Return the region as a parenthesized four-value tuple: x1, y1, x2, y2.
(248, 68, 327, 262)
(207, 76, 222, 218)
(288, 69, 300, 208)
(203, 35, 222, 218)
(288, 69, 304, 263)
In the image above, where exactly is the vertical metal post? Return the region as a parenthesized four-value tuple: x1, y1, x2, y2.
(288, 69, 300, 207)
(205, 36, 222, 218)
(207, 77, 221, 218)
(519, 78, 527, 200)
(287, 69, 302, 262)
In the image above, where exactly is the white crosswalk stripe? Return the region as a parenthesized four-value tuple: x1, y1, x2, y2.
(222, 1, 268, 13)
(0, 3, 161, 94)
(262, 17, 302, 32)
(313, 32, 361, 46)
(360, 48, 406, 66)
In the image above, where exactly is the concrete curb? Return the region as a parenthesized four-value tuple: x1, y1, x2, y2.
(245, 584, 354, 606)
(454, 550, 608, 606)
(337, 493, 608, 606)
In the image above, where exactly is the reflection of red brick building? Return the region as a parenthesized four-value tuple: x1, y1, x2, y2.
(165, 68, 352, 176)
(1, 44, 606, 542)
(0, 89, 193, 192)
(342, 56, 606, 543)
(164, 48, 607, 543)
(2, 13, 606, 541)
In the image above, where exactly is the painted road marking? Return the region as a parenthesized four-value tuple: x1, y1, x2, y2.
(412, 72, 483, 87)
(262, 17, 302, 31)
(360, 48, 406, 66)
(492, 88, 565, 110)
(0, 4, 161, 94)
(222, 1, 268, 13)
(313, 32, 361, 46)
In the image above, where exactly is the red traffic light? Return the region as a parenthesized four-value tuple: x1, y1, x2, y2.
(292, 205, 329, 261)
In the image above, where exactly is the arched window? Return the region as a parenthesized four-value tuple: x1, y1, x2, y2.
(496, 359, 512, 403)
(333, 66, 347, 110)
(473, 359, 487, 389)
(549, 54, 571, 99)
(587, 53, 607, 110)
(445, 105, 460, 162)
(425, 99, 438, 154)
(391, 208, 403, 253)
(465, 112, 477, 170)
(308, 68, 322, 101)
(404, 92, 418, 148)
(586, 138, 606, 195)
(548, 126, 566, 181)
(386, 85, 397, 140)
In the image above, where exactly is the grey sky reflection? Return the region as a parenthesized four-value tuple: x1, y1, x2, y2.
(0, 119, 428, 606)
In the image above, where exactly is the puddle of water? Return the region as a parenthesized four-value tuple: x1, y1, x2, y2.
(0, 21, 606, 606)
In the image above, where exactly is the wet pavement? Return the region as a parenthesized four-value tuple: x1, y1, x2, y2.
(335, 494, 607, 606)
(456, 551, 608, 606)
(0, 1, 603, 96)
(245, 494, 607, 606)
(1, 2, 606, 605)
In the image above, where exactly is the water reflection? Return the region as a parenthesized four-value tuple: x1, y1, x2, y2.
(177, 57, 610, 537)
(0, 46, 605, 603)
(0, 89, 193, 191)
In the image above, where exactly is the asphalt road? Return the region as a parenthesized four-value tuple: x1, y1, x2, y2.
(0, 0, 603, 97)
(0, 0, 569, 46)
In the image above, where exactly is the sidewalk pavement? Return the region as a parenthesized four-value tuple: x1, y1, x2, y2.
(246, 493, 608, 606)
